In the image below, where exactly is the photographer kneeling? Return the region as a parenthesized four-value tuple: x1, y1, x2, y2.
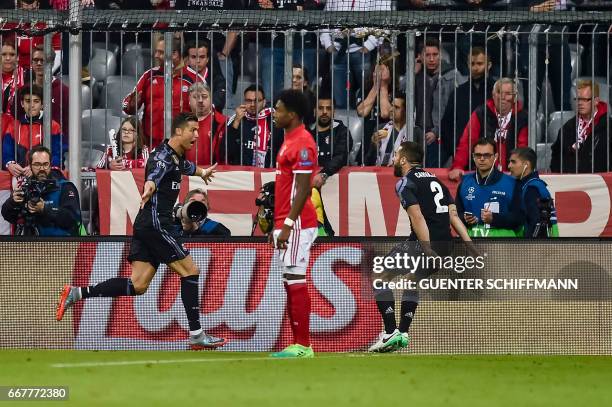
(1, 146, 82, 236)
(174, 188, 231, 237)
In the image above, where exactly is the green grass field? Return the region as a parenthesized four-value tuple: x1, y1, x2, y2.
(1, 350, 611, 407)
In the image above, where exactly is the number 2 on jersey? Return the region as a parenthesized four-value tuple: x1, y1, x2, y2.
(430, 181, 449, 213)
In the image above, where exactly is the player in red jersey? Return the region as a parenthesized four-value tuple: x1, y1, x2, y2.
(269, 89, 318, 358)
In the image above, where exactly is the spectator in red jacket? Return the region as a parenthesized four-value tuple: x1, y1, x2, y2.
(185, 82, 226, 166)
(3, 84, 66, 175)
(0, 40, 32, 115)
(448, 77, 529, 181)
(97, 115, 150, 170)
(122, 35, 194, 149)
(13, 46, 70, 138)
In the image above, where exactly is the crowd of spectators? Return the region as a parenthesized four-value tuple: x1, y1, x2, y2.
(0, 0, 609, 236)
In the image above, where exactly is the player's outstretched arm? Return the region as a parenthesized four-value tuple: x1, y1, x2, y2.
(195, 163, 218, 185)
(449, 204, 472, 242)
(449, 204, 481, 257)
(406, 204, 435, 256)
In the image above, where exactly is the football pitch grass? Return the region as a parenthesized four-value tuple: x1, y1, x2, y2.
(1, 350, 611, 407)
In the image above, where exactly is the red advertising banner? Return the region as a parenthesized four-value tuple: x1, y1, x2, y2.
(95, 167, 612, 237)
(71, 241, 378, 352)
(1, 168, 611, 237)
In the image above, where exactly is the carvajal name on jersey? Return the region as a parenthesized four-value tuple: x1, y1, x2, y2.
(414, 171, 436, 178)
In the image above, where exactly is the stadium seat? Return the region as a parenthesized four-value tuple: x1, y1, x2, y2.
(88, 49, 117, 83)
(547, 111, 574, 145)
(569, 43, 584, 80)
(92, 42, 120, 59)
(81, 84, 93, 111)
(81, 109, 122, 147)
(535, 111, 545, 143)
(334, 110, 363, 165)
(121, 48, 153, 78)
(536, 142, 553, 171)
(124, 42, 146, 53)
(99, 76, 137, 116)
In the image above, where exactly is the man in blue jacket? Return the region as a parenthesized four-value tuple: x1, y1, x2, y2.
(508, 147, 559, 238)
(455, 138, 523, 237)
(1, 145, 81, 236)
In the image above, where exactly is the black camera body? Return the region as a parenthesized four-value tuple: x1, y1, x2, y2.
(533, 197, 554, 238)
(255, 181, 275, 210)
(16, 178, 57, 236)
(21, 178, 56, 205)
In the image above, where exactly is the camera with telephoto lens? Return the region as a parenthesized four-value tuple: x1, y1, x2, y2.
(174, 200, 208, 223)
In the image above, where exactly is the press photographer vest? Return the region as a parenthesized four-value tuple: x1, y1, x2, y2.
(519, 176, 559, 238)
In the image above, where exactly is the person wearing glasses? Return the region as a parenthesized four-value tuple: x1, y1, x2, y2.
(551, 80, 611, 173)
(220, 84, 282, 167)
(1, 145, 82, 236)
(97, 116, 149, 170)
(454, 138, 523, 237)
(448, 77, 528, 182)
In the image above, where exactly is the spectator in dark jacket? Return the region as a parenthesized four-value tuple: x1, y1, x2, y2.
(309, 92, 352, 189)
(441, 46, 495, 163)
(551, 80, 611, 173)
(220, 84, 282, 167)
(183, 37, 227, 112)
(414, 37, 466, 167)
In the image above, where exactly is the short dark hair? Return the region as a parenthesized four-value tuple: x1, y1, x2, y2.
(419, 37, 440, 53)
(317, 88, 336, 107)
(292, 63, 309, 84)
(171, 112, 198, 135)
(398, 141, 423, 164)
(472, 138, 497, 154)
(393, 92, 407, 103)
(277, 89, 309, 120)
(19, 83, 43, 102)
(244, 84, 265, 99)
(511, 147, 537, 170)
(183, 39, 211, 59)
(28, 145, 51, 164)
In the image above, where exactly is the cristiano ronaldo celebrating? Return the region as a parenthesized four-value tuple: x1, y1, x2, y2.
(269, 89, 318, 358)
(56, 113, 226, 350)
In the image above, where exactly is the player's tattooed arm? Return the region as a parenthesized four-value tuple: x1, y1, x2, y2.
(406, 204, 435, 256)
(450, 204, 480, 257)
(449, 204, 472, 242)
